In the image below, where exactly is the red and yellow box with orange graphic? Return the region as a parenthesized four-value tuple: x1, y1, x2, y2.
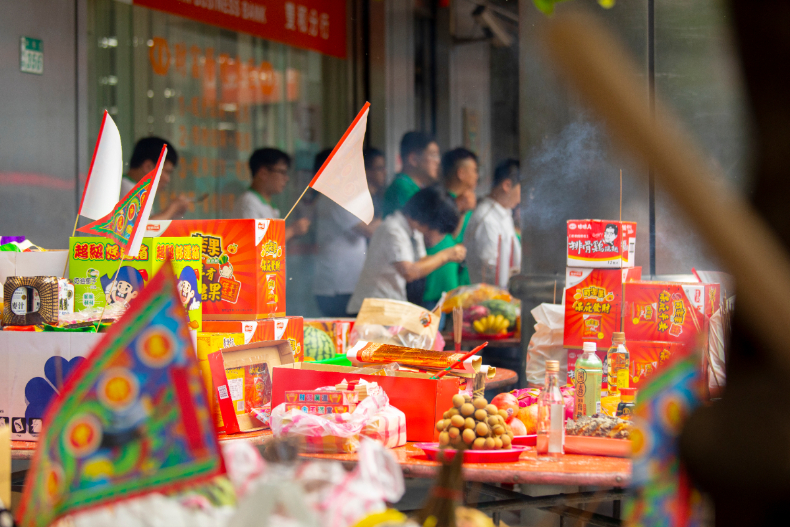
(627, 340, 687, 389)
(623, 281, 713, 347)
(203, 317, 304, 361)
(146, 219, 286, 319)
(563, 267, 642, 349)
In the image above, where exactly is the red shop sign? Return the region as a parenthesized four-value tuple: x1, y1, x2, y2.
(134, 0, 347, 59)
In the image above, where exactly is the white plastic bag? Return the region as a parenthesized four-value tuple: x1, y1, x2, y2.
(706, 304, 730, 396)
(525, 303, 567, 386)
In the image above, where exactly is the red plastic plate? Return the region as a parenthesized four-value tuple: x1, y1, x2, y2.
(511, 434, 537, 446)
(414, 443, 529, 463)
(564, 435, 631, 458)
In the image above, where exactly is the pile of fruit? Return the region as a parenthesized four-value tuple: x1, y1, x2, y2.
(435, 394, 515, 450)
(442, 285, 521, 337)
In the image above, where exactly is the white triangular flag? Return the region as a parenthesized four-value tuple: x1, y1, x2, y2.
(309, 102, 374, 224)
(78, 110, 123, 220)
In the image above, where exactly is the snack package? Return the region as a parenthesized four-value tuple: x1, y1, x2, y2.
(3, 276, 74, 326)
(347, 341, 481, 374)
(350, 298, 440, 350)
(563, 266, 642, 349)
(270, 383, 406, 453)
(69, 237, 202, 331)
(566, 219, 637, 268)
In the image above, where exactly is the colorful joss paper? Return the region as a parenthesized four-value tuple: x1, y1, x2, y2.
(17, 265, 224, 527)
(624, 354, 705, 526)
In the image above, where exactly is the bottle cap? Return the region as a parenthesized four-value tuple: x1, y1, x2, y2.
(546, 360, 559, 372)
(620, 387, 637, 401)
(612, 332, 626, 343)
(582, 342, 597, 353)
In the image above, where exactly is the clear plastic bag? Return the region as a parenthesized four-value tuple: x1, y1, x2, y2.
(350, 298, 440, 350)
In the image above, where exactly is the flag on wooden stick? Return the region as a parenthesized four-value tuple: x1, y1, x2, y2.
(309, 102, 374, 224)
(78, 110, 123, 220)
(16, 265, 224, 527)
(77, 146, 166, 257)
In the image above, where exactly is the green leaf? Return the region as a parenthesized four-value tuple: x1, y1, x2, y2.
(532, 0, 556, 15)
(598, 0, 616, 8)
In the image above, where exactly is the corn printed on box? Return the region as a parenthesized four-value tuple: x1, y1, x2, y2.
(202, 316, 304, 362)
(68, 237, 202, 331)
(145, 219, 285, 320)
(567, 220, 637, 268)
(563, 267, 642, 349)
(623, 281, 712, 347)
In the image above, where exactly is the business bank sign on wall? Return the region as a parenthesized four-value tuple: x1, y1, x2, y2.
(134, 0, 347, 58)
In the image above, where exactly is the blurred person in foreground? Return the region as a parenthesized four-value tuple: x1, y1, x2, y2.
(123, 137, 189, 220)
(464, 159, 522, 289)
(422, 148, 479, 307)
(364, 147, 387, 218)
(381, 132, 441, 218)
(313, 148, 383, 317)
(233, 147, 310, 242)
(347, 186, 466, 315)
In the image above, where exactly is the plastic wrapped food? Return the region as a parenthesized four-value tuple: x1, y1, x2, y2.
(350, 298, 441, 350)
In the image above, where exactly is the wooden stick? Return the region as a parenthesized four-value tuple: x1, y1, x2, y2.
(93, 253, 125, 332)
(619, 169, 622, 223)
(453, 307, 463, 354)
(283, 185, 310, 221)
(543, 12, 790, 373)
(553, 280, 557, 304)
(431, 342, 489, 380)
(62, 215, 80, 278)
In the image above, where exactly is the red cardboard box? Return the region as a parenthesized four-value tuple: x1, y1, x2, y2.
(567, 220, 637, 268)
(208, 340, 295, 434)
(203, 317, 304, 361)
(623, 281, 712, 347)
(272, 363, 459, 442)
(563, 267, 642, 349)
(628, 340, 687, 389)
(146, 219, 286, 319)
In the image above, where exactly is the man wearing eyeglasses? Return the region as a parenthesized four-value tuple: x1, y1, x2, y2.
(233, 147, 310, 242)
(381, 131, 442, 218)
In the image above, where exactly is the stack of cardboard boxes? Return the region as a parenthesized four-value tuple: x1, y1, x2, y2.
(563, 219, 719, 390)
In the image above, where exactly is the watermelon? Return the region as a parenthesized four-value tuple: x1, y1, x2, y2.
(480, 299, 519, 328)
(303, 326, 337, 361)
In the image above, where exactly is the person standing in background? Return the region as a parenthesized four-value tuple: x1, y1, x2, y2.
(381, 132, 441, 218)
(364, 147, 387, 217)
(422, 148, 479, 307)
(347, 187, 466, 315)
(313, 149, 383, 317)
(464, 159, 522, 289)
(123, 137, 190, 220)
(233, 147, 310, 242)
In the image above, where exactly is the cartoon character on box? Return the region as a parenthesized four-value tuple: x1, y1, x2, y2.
(178, 266, 201, 312)
(101, 267, 146, 307)
(604, 223, 618, 247)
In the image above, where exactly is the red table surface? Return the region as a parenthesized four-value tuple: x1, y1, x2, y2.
(13, 432, 631, 487)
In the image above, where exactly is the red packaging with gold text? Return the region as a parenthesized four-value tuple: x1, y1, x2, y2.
(628, 340, 687, 388)
(623, 281, 712, 347)
(567, 219, 637, 268)
(146, 219, 285, 319)
(203, 317, 304, 361)
(563, 267, 642, 349)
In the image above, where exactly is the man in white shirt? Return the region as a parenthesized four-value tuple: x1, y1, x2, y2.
(464, 159, 522, 289)
(122, 137, 189, 220)
(232, 148, 310, 242)
(347, 187, 466, 315)
(313, 149, 383, 317)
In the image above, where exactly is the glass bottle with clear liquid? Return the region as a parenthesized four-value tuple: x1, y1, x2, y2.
(607, 332, 630, 396)
(537, 360, 565, 459)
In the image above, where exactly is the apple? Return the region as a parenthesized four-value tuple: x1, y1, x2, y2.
(491, 392, 519, 423)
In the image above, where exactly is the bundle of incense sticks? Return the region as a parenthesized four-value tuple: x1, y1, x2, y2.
(453, 307, 463, 354)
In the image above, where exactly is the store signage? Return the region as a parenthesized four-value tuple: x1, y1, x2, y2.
(134, 0, 346, 59)
(20, 37, 43, 75)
